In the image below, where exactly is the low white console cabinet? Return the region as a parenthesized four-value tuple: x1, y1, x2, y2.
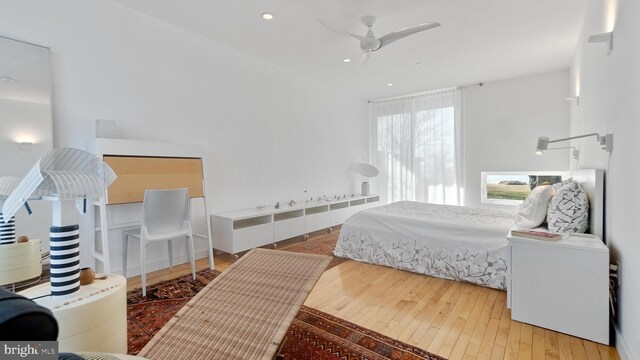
(211, 195, 380, 256)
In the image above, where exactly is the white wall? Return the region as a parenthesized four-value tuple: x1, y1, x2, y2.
(570, 0, 639, 358)
(463, 70, 571, 207)
(0, 0, 368, 274)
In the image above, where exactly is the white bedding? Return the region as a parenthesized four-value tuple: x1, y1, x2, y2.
(334, 201, 517, 290)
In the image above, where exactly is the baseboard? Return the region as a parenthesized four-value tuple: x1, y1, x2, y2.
(615, 323, 636, 360)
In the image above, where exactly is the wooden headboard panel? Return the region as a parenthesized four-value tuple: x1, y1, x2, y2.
(571, 169, 605, 239)
(103, 155, 204, 204)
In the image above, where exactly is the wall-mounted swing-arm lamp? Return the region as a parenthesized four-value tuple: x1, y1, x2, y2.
(536, 133, 613, 155)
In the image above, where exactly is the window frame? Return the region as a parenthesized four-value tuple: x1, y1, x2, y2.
(480, 171, 569, 205)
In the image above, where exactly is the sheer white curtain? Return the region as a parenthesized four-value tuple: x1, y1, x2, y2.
(370, 88, 464, 205)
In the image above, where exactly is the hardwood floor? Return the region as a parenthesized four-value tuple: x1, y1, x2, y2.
(124, 234, 620, 360)
(305, 260, 619, 360)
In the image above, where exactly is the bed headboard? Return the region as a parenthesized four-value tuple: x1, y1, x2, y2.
(571, 169, 605, 239)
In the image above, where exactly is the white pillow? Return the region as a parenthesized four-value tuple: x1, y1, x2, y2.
(547, 179, 590, 234)
(515, 185, 554, 228)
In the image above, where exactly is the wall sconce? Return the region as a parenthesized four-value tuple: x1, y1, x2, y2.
(536, 133, 613, 154)
(588, 31, 613, 55)
(566, 96, 580, 106)
(18, 142, 33, 152)
(0, 75, 15, 83)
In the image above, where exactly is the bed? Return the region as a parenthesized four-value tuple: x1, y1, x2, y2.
(334, 201, 516, 289)
(334, 169, 604, 291)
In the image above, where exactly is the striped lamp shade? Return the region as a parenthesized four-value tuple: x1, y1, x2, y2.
(0, 213, 16, 245)
(50, 224, 80, 297)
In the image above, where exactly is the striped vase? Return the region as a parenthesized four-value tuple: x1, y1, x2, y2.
(50, 224, 81, 297)
(0, 213, 16, 245)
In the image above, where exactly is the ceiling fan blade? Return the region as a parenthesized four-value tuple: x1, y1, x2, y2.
(357, 51, 371, 69)
(317, 18, 366, 42)
(378, 22, 440, 48)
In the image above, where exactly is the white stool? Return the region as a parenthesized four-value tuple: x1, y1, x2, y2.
(19, 274, 127, 353)
(0, 240, 42, 291)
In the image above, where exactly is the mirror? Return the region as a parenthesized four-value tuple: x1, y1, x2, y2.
(0, 35, 53, 246)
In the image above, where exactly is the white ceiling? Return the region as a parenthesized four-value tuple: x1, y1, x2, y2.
(111, 0, 587, 99)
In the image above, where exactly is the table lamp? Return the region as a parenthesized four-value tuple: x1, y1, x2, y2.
(2, 148, 116, 299)
(0, 177, 23, 245)
(354, 163, 379, 196)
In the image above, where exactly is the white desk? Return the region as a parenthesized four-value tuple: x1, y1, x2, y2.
(19, 274, 127, 353)
(89, 138, 215, 273)
(507, 232, 609, 344)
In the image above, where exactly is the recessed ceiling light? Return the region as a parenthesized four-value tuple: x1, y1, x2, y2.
(387, 83, 393, 86)
(261, 12, 273, 20)
(416, 61, 423, 66)
(343, 58, 351, 63)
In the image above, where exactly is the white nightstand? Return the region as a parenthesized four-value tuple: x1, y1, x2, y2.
(507, 231, 609, 344)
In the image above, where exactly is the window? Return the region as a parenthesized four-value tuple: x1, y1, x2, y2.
(371, 88, 463, 205)
(481, 172, 565, 205)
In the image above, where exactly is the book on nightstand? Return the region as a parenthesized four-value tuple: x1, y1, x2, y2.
(510, 229, 562, 241)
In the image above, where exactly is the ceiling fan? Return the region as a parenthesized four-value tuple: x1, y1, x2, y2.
(319, 16, 440, 67)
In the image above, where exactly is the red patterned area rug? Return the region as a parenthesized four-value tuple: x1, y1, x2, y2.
(127, 268, 218, 353)
(127, 270, 443, 360)
(285, 306, 444, 360)
(127, 233, 443, 359)
(282, 231, 349, 269)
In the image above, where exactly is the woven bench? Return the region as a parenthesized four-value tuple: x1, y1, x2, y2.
(138, 248, 331, 360)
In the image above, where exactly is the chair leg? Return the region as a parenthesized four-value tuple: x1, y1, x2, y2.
(168, 240, 173, 269)
(188, 235, 196, 280)
(122, 234, 128, 278)
(141, 241, 147, 297)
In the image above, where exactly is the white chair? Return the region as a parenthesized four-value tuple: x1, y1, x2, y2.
(122, 188, 196, 296)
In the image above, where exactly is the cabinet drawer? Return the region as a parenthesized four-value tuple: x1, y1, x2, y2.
(305, 212, 330, 233)
(330, 207, 351, 226)
(232, 223, 274, 253)
(510, 241, 609, 344)
(274, 215, 305, 241)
